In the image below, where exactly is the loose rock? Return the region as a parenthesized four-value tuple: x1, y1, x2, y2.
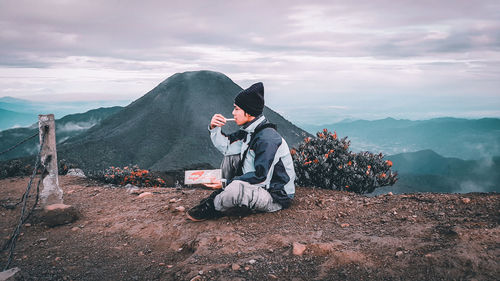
(231, 263, 240, 271)
(292, 242, 306, 256)
(268, 273, 278, 279)
(462, 198, 471, 204)
(67, 168, 86, 177)
(175, 206, 185, 212)
(190, 276, 202, 281)
(39, 204, 79, 227)
(0, 267, 21, 280)
(128, 188, 141, 195)
(138, 192, 153, 198)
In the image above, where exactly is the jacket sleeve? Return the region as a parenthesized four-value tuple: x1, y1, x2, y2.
(209, 126, 245, 156)
(232, 130, 282, 184)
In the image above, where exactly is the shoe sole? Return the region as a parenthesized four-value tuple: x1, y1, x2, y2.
(186, 213, 207, 222)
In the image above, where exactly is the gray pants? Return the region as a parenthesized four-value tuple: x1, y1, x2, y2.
(214, 155, 282, 213)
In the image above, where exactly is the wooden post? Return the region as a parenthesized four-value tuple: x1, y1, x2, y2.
(38, 114, 63, 206)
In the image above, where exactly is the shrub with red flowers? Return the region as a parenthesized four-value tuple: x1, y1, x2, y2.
(292, 129, 397, 194)
(92, 165, 166, 187)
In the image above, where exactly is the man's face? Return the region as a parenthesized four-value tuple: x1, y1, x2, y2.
(232, 104, 252, 126)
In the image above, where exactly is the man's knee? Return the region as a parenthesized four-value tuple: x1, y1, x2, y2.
(221, 180, 244, 201)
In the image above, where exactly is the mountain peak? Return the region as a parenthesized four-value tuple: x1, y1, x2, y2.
(160, 70, 234, 86)
(60, 71, 308, 171)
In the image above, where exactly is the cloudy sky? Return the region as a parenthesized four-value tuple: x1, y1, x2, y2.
(1, 0, 499, 124)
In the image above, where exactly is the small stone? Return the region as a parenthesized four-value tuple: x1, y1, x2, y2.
(159, 263, 165, 266)
(232, 263, 240, 271)
(128, 188, 141, 195)
(71, 227, 79, 231)
(393, 211, 398, 215)
(55, 257, 61, 261)
(167, 265, 173, 268)
(395, 251, 404, 257)
(248, 259, 256, 264)
(425, 253, 433, 258)
(138, 251, 145, 256)
(24, 223, 31, 227)
(22, 255, 28, 259)
(138, 192, 153, 198)
(387, 192, 393, 196)
(268, 274, 278, 279)
(39, 238, 48, 241)
(244, 266, 250, 271)
(169, 198, 177, 203)
(198, 270, 204, 275)
(215, 236, 222, 242)
(462, 198, 471, 204)
(292, 242, 306, 256)
(190, 276, 202, 281)
(340, 223, 349, 228)
(67, 168, 86, 177)
(175, 206, 185, 212)
(0, 267, 20, 280)
(40, 204, 79, 227)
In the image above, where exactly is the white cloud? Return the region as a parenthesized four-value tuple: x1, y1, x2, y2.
(0, 0, 498, 120)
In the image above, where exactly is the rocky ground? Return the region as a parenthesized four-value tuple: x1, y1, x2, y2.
(0, 176, 499, 280)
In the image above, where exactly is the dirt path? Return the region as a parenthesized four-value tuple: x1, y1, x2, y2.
(1, 176, 499, 280)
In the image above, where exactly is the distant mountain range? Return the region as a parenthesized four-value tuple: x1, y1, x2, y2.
(0, 96, 130, 130)
(0, 108, 36, 130)
(380, 150, 500, 194)
(0, 107, 123, 161)
(304, 117, 500, 160)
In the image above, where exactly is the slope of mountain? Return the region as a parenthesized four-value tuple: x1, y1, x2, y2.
(59, 70, 310, 171)
(0, 108, 37, 130)
(304, 117, 500, 160)
(0, 106, 123, 161)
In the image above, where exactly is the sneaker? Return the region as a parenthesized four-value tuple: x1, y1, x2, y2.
(186, 197, 221, 222)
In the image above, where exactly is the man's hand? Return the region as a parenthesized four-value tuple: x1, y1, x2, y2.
(203, 182, 223, 189)
(210, 114, 227, 129)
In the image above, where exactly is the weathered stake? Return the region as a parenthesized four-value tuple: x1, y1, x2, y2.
(38, 114, 63, 206)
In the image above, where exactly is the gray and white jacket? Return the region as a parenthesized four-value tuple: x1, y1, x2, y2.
(209, 116, 295, 208)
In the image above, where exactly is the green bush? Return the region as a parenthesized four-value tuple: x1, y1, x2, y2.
(0, 158, 35, 179)
(292, 129, 397, 193)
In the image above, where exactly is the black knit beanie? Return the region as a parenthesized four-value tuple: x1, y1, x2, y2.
(234, 82, 264, 117)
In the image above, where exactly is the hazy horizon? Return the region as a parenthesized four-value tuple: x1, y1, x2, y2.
(2, 93, 500, 128)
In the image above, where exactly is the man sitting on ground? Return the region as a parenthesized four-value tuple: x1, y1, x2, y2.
(187, 82, 296, 221)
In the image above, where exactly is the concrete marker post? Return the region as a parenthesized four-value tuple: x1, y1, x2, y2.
(38, 114, 78, 226)
(38, 114, 63, 206)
